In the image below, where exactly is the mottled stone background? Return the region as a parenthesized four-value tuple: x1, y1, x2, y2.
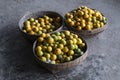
(0, 0, 120, 80)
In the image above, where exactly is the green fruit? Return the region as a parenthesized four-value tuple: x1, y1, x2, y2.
(38, 31, 42, 35)
(68, 44, 75, 50)
(55, 32, 61, 36)
(57, 55, 63, 60)
(65, 57, 71, 62)
(75, 48, 81, 54)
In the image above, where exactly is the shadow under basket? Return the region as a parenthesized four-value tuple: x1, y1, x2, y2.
(33, 30, 88, 73)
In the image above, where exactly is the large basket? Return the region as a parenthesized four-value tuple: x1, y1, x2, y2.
(33, 30, 88, 73)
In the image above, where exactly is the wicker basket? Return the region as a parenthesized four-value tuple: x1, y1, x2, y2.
(18, 11, 63, 43)
(33, 30, 88, 73)
(64, 9, 107, 36)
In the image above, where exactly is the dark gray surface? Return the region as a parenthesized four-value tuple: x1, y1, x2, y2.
(0, 0, 120, 80)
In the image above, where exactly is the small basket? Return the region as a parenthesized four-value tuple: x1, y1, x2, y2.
(19, 11, 64, 42)
(64, 9, 107, 36)
(33, 30, 88, 73)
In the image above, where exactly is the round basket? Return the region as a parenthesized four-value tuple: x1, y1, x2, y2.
(19, 11, 64, 42)
(64, 9, 107, 36)
(33, 30, 88, 73)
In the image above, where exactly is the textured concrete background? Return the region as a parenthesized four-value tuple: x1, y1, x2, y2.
(0, 0, 120, 80)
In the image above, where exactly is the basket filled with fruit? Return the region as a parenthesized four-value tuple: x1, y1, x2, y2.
(33, 30, 88, 73)
(65, 6, 107, 36)
(19, 11, 63, 42)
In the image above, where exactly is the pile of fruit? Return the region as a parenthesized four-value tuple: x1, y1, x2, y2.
(65, 6, 107, 30)
(35, 30, 86, 64)
(22, 16, 61, 35)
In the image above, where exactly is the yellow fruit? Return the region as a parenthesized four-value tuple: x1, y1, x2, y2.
(45, 54, 51, 59)
(76, 22, 81, 26)
(86, 25, 92, 30)
(96, 23, 101, 28)
(23, 30, 27, 33)
(50, 54, 57, 61)
(54, 48, 62, 55)
(69, 56, 73, 60)
(66, 13, 71, 17)
(32, 27, 39, 32)
(36, 46, 42, 51)
(46, 25, 50, 29)
(25, 20, 30, 25)
(58, 44, 64, 49)
(100, 22, 104, 27)
(77, 38, 82, 44)
(84, 14, 89, 18)
(81, 43, 85, 47)
(48, 37, 54, 44)
(46, 34, 50, 37)
(81, 22, 86, 27)
(39, 18, 44, 22)
(47, 46, 52, 52)
(50, 61, 56, 64)
(26, 27, 32, 32)
(30, 18, 34, 22)
(38, 37, 44, 42)
(57, 36, 62, 40)
(63, 47, 69, 53)
(70, 21, 75, 26)
(73, 34, 78, 38)
(37, 50, 43, 57)
(68, 50, 74, 56)
(41, 57, 47, 62)
(72, 39, 77, 44)
(79, 11, 84, 16)
(36, 23, 40, 27)
(41, 33, 46, 38)
(77, 26, 82, 30)
(35, 20, 39, 23)
(65, 30, 70, 36)
(28, 31, 35, 35)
